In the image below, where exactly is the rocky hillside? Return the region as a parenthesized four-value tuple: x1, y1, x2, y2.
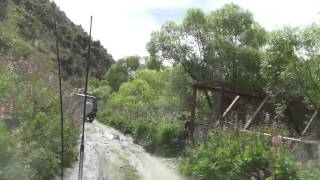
(0, 0, 114, 86)
(0, 1, 114, 179)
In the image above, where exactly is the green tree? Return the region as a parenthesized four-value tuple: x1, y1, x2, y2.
(261, 25, 320, 111)
(89, 78, 112, 104)
(299, 24, 320, 109)
(145, 56, 163, 70)
(105, 56, 140, 91)
(147, 4, 267, 90)
(110, 79, 154, 114)
(165, 66, 193, 110)
(261, 27, 304, 100)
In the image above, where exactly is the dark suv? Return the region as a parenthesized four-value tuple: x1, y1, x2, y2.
(77, 93, 97, 122)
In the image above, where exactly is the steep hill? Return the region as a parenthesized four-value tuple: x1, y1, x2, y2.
(0, 0, 114, 86)
(0, 1, 114, 179)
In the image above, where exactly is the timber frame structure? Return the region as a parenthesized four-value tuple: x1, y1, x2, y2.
(189, 80, 320, 145)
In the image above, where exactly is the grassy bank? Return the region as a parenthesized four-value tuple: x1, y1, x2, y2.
(97, 109, 186, 157)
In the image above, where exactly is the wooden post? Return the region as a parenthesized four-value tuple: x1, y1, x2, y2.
(244, 96, 269, 130)
(211, 90, 215, 124)
(223, 95, 240, 118)
(301, 111, 319, 136)
(220, 88, 224, 117)
(215, 88, 225, 127)
(286, 109, 301, 135)
(190, 87, 197, 145)
(0, 105, 3, 119)
(191, 87, 197, 124)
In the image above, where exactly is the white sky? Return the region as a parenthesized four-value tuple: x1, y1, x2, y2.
(53, 0, 320, 60)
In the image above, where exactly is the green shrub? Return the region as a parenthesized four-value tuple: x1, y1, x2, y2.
(26, 148, 59, 180)
(98, 109, 186, 157)
(0, 29, 32, 59)
(0, 122, 15, 171)
(299, 163, 320, 179)
(181, 131, 300, 180)
(273, 151, 299, 180)
(98, 109, 134, 134)
(149, 121, 186, 157)
(132, 120, 152, 144)
(21, 109, 79, 178)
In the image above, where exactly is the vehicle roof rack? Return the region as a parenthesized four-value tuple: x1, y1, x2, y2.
(77, 93, 96, 99)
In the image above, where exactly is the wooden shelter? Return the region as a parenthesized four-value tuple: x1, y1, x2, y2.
(188, 80, 320, 145)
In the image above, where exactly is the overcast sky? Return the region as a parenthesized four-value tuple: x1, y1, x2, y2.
(53, 0, 320, 60)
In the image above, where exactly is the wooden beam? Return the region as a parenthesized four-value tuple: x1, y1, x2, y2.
(244, 96, 269, 130)
(194, 86, 264, 100)
(223, 95, 240, 118)
(301, 111, 319, 136)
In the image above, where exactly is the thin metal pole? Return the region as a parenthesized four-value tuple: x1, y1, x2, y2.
(52, 2, 64, 179)
(78, 16, 93, 180)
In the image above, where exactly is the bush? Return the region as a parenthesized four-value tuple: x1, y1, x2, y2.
(98, 109, 133, 134)
(26, 148, 59, 180)
(273, 154, 299, 180)
(148, 121, 186, 156)
(98, 109, 186, 157)
(132, 120, 152, 144)
(0, 29, 32, 59)
(0, 122, 16, 172)
(21, 110, 79, 179)
(181, 131, 300, 180)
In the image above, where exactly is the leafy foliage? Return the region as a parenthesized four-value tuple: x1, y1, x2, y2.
(148, 4, 267, 90)
(98, 109, 186, 157)
(181, 131, 300, 180)
(105, 56, 140, 91)
(1, 0, 320, 179)
(0, 66, 78, 179)
(108, 67, 192, 119)
(261, 25, 320, 123)
(0, 122, 16, 174)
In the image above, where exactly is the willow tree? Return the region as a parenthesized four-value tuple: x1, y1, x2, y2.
(261, 25, 320, 110)
(105, 56, 140, 91)
(300, 25, 320, 109)
(147, 3, 267, 90)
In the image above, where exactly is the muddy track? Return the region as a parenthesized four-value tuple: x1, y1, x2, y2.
(64, 121, 183, 180)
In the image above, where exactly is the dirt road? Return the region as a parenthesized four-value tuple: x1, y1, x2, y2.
(64, 121, 183, 180)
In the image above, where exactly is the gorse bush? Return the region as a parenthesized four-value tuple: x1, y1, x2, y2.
(0, 68, 79, 179)
(22, 111, 79, 176)
(181, 131, 300, 180)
